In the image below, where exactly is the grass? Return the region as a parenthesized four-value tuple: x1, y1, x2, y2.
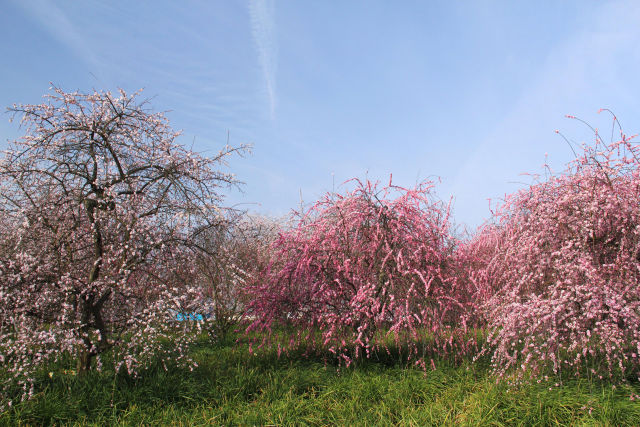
(2, 333, 640, 426)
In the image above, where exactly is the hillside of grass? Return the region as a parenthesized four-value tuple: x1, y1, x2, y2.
(2, 333, 640, 426)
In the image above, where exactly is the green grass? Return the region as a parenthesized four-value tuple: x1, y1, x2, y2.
(2, 334, 640, 426)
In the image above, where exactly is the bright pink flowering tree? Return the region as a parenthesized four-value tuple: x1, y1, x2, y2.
(0, 87, 247, 402)
(245, 178, 477, 365)
(474, 113, 640, 381)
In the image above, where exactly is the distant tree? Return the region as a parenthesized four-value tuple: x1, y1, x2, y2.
(190, 213, 284, 341)
(0, 87, 248, 401)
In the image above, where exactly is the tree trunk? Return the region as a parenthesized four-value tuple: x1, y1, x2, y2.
(76, 348, 93, 373)
(76, 197, 104, 375)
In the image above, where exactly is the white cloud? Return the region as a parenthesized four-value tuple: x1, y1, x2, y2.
(248, 0, 277, 120)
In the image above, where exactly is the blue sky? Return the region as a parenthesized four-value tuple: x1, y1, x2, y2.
(2, 1, 640, 229)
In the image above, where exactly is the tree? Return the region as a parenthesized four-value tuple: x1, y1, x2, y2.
(474, 113, 640, 381)
(245, 178, 475, 366)
(0, 87, 248, 400)
(189, 212, 284, 341)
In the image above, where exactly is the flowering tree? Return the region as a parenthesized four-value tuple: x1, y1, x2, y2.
(450, 223, 501, 329)
(190, 213, 284, 340)
(245, 178, 476, 366)
(0, 87, 247, 401)
(475, 113, 640, 381)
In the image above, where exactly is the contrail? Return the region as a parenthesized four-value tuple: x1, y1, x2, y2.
(248, 0, 277, 120)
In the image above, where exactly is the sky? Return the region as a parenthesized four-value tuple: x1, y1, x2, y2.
(2, 0, 640, 230)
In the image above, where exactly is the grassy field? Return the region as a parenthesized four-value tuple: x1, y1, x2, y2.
(2, 333, 640, 426)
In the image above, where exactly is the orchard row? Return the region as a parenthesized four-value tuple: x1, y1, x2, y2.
(1, 89, 639, 406)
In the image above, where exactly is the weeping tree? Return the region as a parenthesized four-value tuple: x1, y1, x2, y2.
(0, 87, 248, 402)
(245, 178, 476, 366)
(473, 113, 640, 381)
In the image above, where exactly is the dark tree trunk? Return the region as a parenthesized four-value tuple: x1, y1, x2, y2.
(77, 347, 94, 373)
(77, 197, 104, 374)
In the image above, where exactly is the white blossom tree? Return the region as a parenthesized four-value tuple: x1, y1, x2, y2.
(0, 87, 248, 402)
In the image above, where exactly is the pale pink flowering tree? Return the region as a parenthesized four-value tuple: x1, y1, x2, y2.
(245, 178, 477, 366)
(0, 87, 248, 403)
(474, 113, 640, 381)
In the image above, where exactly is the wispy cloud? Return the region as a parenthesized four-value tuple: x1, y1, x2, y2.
(10, 0, 102, 70)
(248, 0, 277, 120)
